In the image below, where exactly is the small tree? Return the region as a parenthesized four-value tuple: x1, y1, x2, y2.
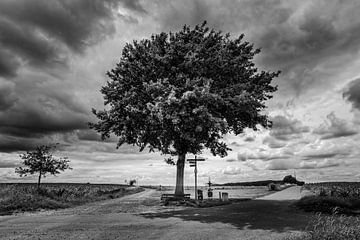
(90, 22, 279, 195)
(283, 175, 297, 184)
(15, 144, 71, 190)
(129, 179, 137, 186)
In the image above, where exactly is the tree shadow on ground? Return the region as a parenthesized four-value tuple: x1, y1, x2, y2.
(139, 199, 314, 233)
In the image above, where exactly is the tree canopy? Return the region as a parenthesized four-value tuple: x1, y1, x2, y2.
(91, 22, 279, 158)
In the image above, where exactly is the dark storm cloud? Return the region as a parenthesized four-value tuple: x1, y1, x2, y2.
(0, 0, 124, 77)
(76, 129, 117, 143)
(0, 82, 91, 152)
(121, 0, 147, 13)
(0, 17, 65, 68)
(343, 78, 360, 111)
(0, 104, 88, 138)
(313, 112, 357, 139)
(0, 0, 145, 152)
(0, 81, 17, 111)
(0, 50, 20, 78)
(252, 1, 360, 95)
(152, 0, 360, 95)
(0, 135, 43, 152)
(269, 115, 310, 141)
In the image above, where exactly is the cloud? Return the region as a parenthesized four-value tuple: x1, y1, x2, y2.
(343, 78, 360, 111)
(313, 112, 357, 139)
(255, 1, 360, 96)
(0, 0, 148, 153)
(149, 0, 360, 98)
(302, 153, 338, 160)
(222, 166, 242, 175)
(244, 136, 255, 142)
(0, 0, 123, 77)
(121, 0, 147, 13)
(0, 80, 18, 111)
(263, 136, 286, 148)
(0, 154, 20, 168)
(267, 158, 342, 170)
(237, 150, 291, 162)
(230, 141, 242, 147)
(237, 153, 247, 162)
(225, 158, 237, 162)
(0, 103, 88, 138)
(243, 161, 259, 171)
(299, 159, 340, 169)
(269, 115, 310, 141)
(0, 49, 20, 78)
(75, 129, 117, 143)
(266, 159, 296, 170)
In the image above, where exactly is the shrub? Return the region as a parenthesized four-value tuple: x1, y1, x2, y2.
(268, 183, 277, 191)
(318, 188, 327, 197)
(297, 181, 305, 186)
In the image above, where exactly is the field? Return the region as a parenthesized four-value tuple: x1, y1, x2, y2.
(297, 182, 360, 215)
(303, 182, 360, 198)
(0, 183, 143, 215)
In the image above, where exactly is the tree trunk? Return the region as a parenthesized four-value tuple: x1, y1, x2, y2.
(175, 153, 186, 196)
(37, 173, 41, 190)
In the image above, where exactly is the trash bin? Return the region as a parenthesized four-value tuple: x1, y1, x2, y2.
(221, 192, 229, 201)
(207, 188, 213, 199)
(197, 189, 203, 200)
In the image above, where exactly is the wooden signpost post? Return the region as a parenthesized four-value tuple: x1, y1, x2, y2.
(187, 156, 205, 200)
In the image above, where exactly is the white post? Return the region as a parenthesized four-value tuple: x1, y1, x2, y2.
(195, 156, 198, 200)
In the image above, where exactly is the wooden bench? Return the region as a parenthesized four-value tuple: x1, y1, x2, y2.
(161, 193, 191, 201)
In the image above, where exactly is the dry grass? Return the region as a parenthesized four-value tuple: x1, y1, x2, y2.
(296, 195, 360, 214)
(285, 214, 360, 240)
(303, 182, 360, 198)
(298, 182, 360, 214)
(0, 183, 143, 215)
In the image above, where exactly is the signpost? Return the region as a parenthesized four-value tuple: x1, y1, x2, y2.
(187, 156, 205, 200)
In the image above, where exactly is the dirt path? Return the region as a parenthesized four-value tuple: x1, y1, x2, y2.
(0, 187, 312, 240)
(257, 186, 302, 200)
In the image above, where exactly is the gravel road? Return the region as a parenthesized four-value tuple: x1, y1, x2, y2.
(0, 186, 312, 240)
(257, 186, 302, 200)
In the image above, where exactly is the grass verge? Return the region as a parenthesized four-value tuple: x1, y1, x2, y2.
(0, 184, 143, 215)
(295, 195, 360, 214)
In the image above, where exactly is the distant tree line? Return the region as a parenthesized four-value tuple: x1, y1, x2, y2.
(215, 175, 304, 187)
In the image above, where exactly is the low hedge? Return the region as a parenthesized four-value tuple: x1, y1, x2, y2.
(296, 195, 360, 214)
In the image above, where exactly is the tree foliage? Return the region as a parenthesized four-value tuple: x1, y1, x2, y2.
(90, 22, 279, 159)
(15, 144, 71, 188)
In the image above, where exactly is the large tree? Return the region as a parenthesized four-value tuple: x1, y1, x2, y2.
(90, 22, 279, 195)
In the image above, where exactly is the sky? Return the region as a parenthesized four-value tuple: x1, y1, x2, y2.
(1, 0, 360, 186)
